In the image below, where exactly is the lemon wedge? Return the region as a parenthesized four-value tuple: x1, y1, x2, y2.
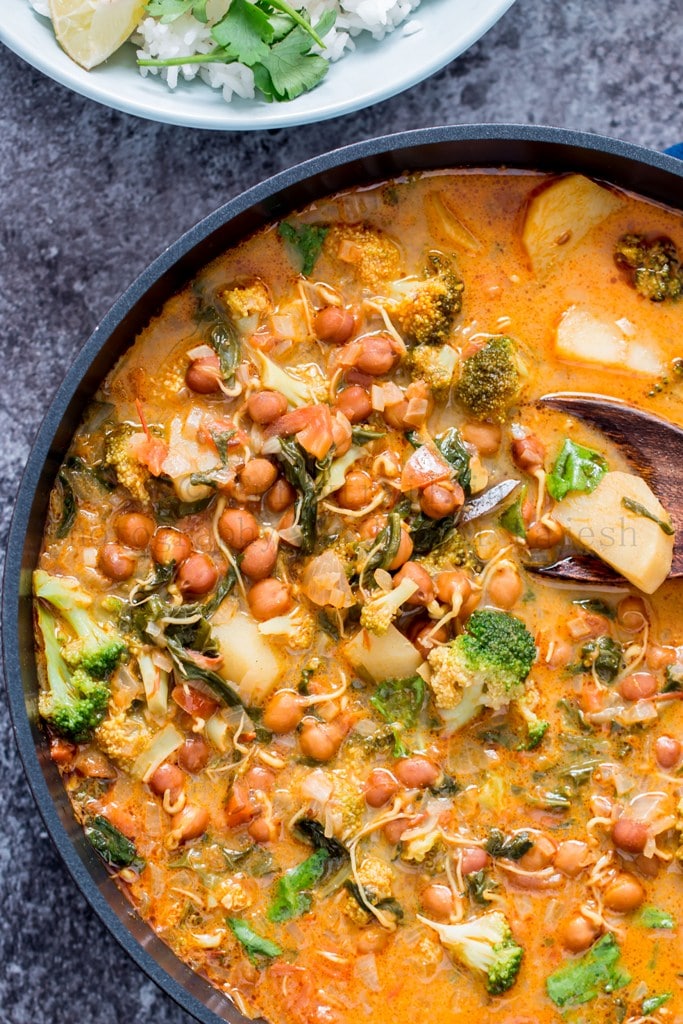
(48, 0, 146, 70)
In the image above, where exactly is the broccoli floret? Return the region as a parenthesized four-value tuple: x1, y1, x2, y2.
(360, 575, 420, 636)
(104, 423, 150, 503)
(34, 570, 126, 680)
(325, 224, 402, 292)
(419, 911, 523, 995)
(95, 709, 153, 771)
(614, 234, 683, 302)
(388, 253, 464, 346)
(455, 336, 522, 422)
(36, 605, 110, 743)
(427, 610, 536, 727)
(408, 344, 459, 397)
(221, 280, 271, 321)
(416, 529, 481, 573)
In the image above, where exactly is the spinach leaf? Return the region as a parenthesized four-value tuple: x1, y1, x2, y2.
(663, 664, 683, 692)
(642, 994, 672, 1014)
(573, 597, 615, 620)
(637, 905, 676, 930)
(434, 427, 471, 494)
(466, 869, 497, 905)
(622, 496, 674, 535)
(359, 512, 402, 589)
(369, 675, 426, 757)
(273, 436, 318, 553)
(344, 881, 403, 922)
(56, 471, 77, 539)
(409, 513, 458, 555)
(267, 849, 329, 922)
(580, 636, 623, 683)
(351, 426, 386, 445)
(279, 221, 329, 276)
(546, 933, 631, 1007)
(499, 485, 527, 539)
(226, 917, 282, 962)
(485, 828, 533, 861)
(547, 439, 608, 502)
(294, 819, 348, 865)
(86, 815, 144, 870)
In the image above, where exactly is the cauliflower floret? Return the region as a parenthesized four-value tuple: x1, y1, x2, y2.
(217, 876, 253, 912)
(95, 709, 152, 771)
(360, 576, 420, 636)
(409, 344, 459, 397)
(344, 856, 395, 925)
(257, 606, 316, 651)
(326, 225, 402, 292)
(222, 280, 271, 321)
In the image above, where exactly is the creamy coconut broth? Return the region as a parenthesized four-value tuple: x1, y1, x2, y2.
(34, 170, 683, 1024)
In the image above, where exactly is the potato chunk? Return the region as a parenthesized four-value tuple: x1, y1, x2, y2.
(556, 306, 662, 376)
(553, 471, 674, 593)
(344, 624, 422, 682)
(212, 610, 284, 705)
(523, 174, 622, 276)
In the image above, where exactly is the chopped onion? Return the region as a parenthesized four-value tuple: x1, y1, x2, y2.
(187, 344, 215, 361)
(301, 768, 334, 804)
(302, 551, 355, 608)
(354, 953, 380, 992)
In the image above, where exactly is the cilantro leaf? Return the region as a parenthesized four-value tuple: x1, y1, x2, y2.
(642, 994, 672, 1014)
(267, 849, 329, 922)
(500, 485, 527, 539)
(547, 439, 608, 502)
(211, 0, 274, 64)
(637, 905, 676, 930)
(226, 917, 282, 961)
(256, 26, 329, 102)
(146, 0, 194, 22)
(546, 933, 631, 1007)
(278, 221, 329, 276)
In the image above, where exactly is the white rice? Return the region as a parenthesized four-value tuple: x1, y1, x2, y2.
(29, 0, 423, 103)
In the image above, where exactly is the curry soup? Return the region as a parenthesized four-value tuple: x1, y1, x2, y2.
(34, 170, 683, 1024)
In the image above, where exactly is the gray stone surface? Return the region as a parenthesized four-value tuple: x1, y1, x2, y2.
(1, 0, 682, 1020)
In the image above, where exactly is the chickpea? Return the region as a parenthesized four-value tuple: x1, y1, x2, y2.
(612, 817, 648, 854)
(247, 390, 288, 425)
(352, 334, 398, 376)
(603, 873, 645, 913)
(263, 690, 304, 734)
(563, 914, 600, 953)
(357, 928, 390, 954)
(266, 478, 296, 513)
(386, 527, 413, 571)
(511, 435, 545, 472)
(620, 671, 658, 702)
(149, 762, 185, 799)
(383, 817, 411, 844)
(314, 305, 355, 345)
(335, 385, 372, 424)
(461, 422, 502, 457)
(171, 804, 209, 842)
(245, 765, 275, 791)
(413, 622, 448, 659)
(617, 595, 648, 631)
(518, 834, 557, 872)
(460, 847, 490, 875)
(487, 564, 523, 609)
(395, 756, 439, 789)
(248, 817, 276, 844)
(151, 527, 192, 566)
(186, 354, 221, 394)
(217, 508, 260, 550)
(277, 507, 296, 536)
(177, 553, 218, 598)
(526, 520, 564, 549)
(364, 768, 399, 808)
(546, 639, 573, 669)
(420, 481, 465, 520)
(240, 533, 279, 581)
(178, 736, 210, 774)
(421, 884, 455, 920)
(299, 718, 345, 762)
(336, 470, 377, 510)
(247, 578, 293, 621)
(331, 412, 352, 456)
(435, 570, 472, 607)
(393, 562, 435, 607)
(655, 734, 681, 769)
(98, 542, 136, 582)
(114, 512, 155, 550)
(240, 458, 278, 496)
(554, 840, 589, 878)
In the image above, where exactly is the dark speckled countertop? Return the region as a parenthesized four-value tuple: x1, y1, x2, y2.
(1, 1, 682, 1020)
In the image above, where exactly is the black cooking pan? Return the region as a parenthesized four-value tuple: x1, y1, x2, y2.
(4, 124, 683, 1024)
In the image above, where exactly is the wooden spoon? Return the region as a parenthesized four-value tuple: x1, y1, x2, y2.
(528, 392, 683, 586)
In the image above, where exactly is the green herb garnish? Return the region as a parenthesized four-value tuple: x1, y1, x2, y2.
(621, 496, 674, 535)
(226, 917, 282, 961)
(267, 849, 329, 922)
(546, 933, 630, 1007)
(279, 222, 330, 276)
(547, 439, 608, 501)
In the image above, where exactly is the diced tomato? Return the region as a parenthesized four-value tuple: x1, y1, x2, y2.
(50, 737, 76, 765)
(197, 416, 248, 451)
(400, 444, 453, 492)
(268, 404, 334, 460)
(225, 778, 260, 828)
(171, 684, 219, 720)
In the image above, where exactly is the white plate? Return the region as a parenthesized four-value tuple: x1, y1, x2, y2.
(0, 0, 515, 130)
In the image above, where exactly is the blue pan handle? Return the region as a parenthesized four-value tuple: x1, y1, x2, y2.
(664, 144, 683, 160)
